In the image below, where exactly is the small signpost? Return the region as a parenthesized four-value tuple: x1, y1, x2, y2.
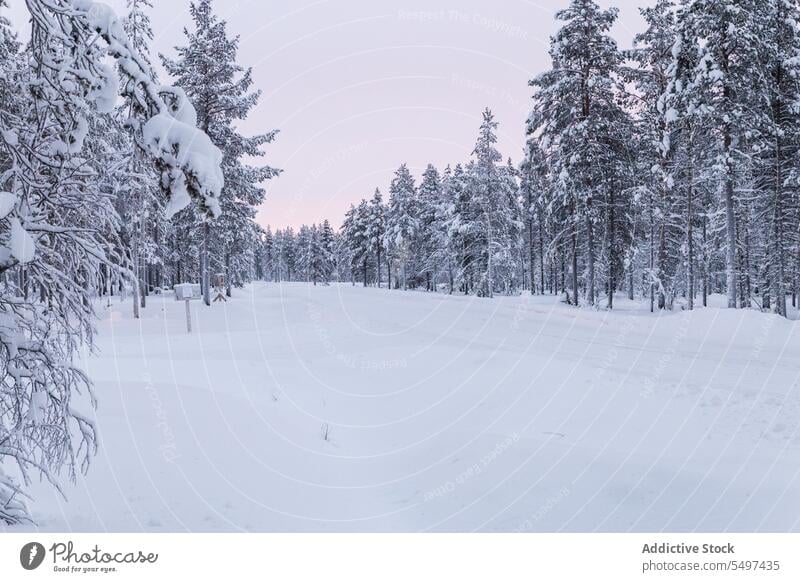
(213, 273, 227, 303)
(174, 283, 202, 333)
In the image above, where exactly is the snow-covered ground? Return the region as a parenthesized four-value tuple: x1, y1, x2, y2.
(9, 283, 800, 532)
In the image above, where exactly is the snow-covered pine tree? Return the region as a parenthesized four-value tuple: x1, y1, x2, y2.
(319, 219, 336, 283)
(307, 225, 326, 285)
(434, 165, 458, 294)
(384, 164, 418, 290)
(278, 228, 297, 281)
(417, 165, 442, 291)
(626, 0, 681, 310)
(662, 3, 706, 310)
(672, 0, 766, 308)
(296, 224, 312, 281)
(260, 226, 276, 281)
(495, 158, 524, 295)
(751, 0, 800, 317)
(331, 228, 352, 284)
(161, 0, 279, 303)
(520, 140, 547, 295)
(367, 189, 386, 287)
(445, 163, 478, 294)
(527, 0, 627, 306)
(342, 201, 372, 286)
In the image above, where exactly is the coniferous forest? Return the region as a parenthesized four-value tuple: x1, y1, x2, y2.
(272, 0, 800, 318)
(2, 0, 800, 528)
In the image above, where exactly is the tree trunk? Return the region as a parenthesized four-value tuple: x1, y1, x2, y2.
(607, 186, 615, 310)
(628, 262, 634, 301)
(585, 209, 595, 306)
(376, 243, 381, 288)
(528, 213, 535, 295)
(772, 130, 787, 317)
(139, 254, 147, 309)
(723, 121, 737, 309)
(687, 147, 694, 311)
(744, 217, 752, 307)
(202, 221, 211, 306)
(132, 245, 140, 319)
(792, 246, 798, 308)
(538, 214, 545, 295)
(702, 213, 708, 307)
(649, 190, 655, 313)
(571, 225, 579, 306)
(225, 251, 232, 297)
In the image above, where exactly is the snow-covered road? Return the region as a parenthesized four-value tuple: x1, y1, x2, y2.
(15, 283, 800, 532)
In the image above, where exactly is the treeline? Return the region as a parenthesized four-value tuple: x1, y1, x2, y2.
(263, 0, 800, 317)
(261, 110, 523, 297)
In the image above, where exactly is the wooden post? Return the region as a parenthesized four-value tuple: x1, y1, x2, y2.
(185, 299, 192, 333)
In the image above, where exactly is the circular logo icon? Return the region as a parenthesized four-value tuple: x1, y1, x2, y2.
(20, 542, 46, 570)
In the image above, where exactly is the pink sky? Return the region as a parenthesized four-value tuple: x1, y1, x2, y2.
(7, 0, 645, 230)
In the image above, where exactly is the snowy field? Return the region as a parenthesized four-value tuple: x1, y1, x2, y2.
(9, 282, 800, 532)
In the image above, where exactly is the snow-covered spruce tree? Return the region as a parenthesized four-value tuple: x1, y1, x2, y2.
(161, 0, 279, 304)
(295, 224, 312, 281)
(0, 0, 222, 524)
(462, 109, 521, 298)
(318, 219, 336, 283)
(384, 164, 418, 290)
(527, 0, 628, 306)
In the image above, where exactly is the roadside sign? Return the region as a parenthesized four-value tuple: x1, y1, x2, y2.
(174, 283, 202, 332)
(175, 283, 202, 301)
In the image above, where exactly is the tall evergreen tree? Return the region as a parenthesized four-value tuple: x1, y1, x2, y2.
(670, 0, 766, 308)
(627, 0, 680, 310)
(417, 165, 442, 291)
(367, 189, 386, 287)
(384, 164, 418, 290)
(162, 0, 279, 304)
(752, 0, 800, 316)
(527, 0, 628, 306)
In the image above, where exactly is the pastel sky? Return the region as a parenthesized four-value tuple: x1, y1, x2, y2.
(7, 0, 646, 230)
